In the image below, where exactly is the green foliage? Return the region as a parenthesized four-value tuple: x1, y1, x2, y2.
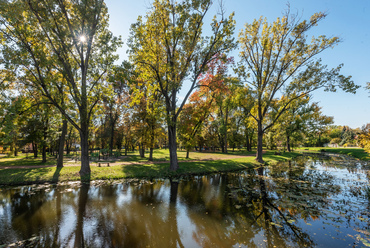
(236, 8, 359, 162)
(0, 0, 122, 175)
(128, 0, 236, 169)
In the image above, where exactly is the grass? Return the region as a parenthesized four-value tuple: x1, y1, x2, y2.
(0, 153, 58, 167)
(296, 147, 370, 160)
(0, 150, 301, 186)
(121, 148, 255, 162)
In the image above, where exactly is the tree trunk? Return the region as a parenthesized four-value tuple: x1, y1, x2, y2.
(148, 132, 155, 161)
(66, 142, 71, 155)
(33, 142, 38, 158)
(42, 145, 47, 163)
(224, 106, 228, 154)
(149, 148, 154, 161)
(79, 126, 91, 177)
(139, 142, 145, 158)
(109, 118, 114, 156)
(256, 121, 264, 163)
(249, 135, 253, 151)
(168, 124, 179, 171)
(286, 134, 291, 152)
(42, 117, 49, 163)
(245, 131, 251, 152)
(220, 134, 225, 153)
(186, 149, 190, 159)
(57, 119, 68, 168)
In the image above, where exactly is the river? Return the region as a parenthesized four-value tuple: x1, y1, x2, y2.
(1, 155, 370, 247)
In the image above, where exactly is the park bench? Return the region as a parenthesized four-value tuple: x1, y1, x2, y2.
(98, 162, 110, 167)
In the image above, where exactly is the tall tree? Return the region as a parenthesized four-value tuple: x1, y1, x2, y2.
(0, 0, 121, 176)
(273, 96, 333, 151)
(128, 0, 236, 171)
(236, 9, 358, 163)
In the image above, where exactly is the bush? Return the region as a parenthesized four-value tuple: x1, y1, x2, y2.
(91, 152, 99, 158)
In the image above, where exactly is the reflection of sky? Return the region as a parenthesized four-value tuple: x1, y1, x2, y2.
(1, 156, 370, 247)
(176, 202, 199, 248)
(291, 157, 370, 247)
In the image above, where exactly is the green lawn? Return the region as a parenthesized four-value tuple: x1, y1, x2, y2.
(3, 147, 367, 186)
(0, 153, 58, 167)
(0, 149, 255, 167)
(0, 150, 301, 185)
(121, 148, 255, 162)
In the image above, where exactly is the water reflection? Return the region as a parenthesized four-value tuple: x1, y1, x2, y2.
(1, 156, 370, 247)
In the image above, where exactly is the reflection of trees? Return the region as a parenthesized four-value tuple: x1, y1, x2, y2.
(79, 180, 184, 247)
(1, 156, 363, 247)
(74, 183, 90, 248)
(250, 166, 315, 248)
(52, 187, 62, 248)
(0, 185, 77, 246)
(8, 186, 52, 242)
(168, 180, 184, 248)
(175, 157, 339, 248)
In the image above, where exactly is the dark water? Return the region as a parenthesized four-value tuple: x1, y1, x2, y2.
(1, 155, 370, 247)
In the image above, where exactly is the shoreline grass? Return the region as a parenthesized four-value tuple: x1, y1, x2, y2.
(296, 147, 370, 160)
(0, 151, 301, 186)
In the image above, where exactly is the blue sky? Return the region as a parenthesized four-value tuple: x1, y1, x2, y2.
(105, 0, 370, 129)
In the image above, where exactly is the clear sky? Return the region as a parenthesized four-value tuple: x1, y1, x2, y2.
(105, 0, 370, 129)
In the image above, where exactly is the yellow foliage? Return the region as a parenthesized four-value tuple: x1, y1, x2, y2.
(359, 133, 370, 153)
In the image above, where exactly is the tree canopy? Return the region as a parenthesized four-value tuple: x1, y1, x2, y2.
(236, 9, 359, 162)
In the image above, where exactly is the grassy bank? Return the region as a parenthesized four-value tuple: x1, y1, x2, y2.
(0, 150, 301, 186)
(297, 147, 370, 160)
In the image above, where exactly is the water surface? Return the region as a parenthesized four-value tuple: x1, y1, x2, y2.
(1, 155, 370, 247)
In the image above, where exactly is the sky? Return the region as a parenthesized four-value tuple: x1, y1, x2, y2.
(105, 0, 370, 129)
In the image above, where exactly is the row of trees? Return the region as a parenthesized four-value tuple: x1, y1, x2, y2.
(0, 0, 359, 176)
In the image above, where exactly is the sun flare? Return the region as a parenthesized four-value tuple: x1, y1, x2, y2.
(79, 35, 86, 42)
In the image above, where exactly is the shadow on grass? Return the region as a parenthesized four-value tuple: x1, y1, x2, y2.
(262, 151, 301, 163)
(180, 149, 256, 158)
(121, 162, 170, 178)
(0, 156, 57, 167)
(0, 167, 51, 185)
(121, 159, 254, 179)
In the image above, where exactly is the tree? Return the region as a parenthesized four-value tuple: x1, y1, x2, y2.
(0, 96, 24, 156)
(190, 54, 236, 153)
(274, 96, 333, 151)
(236, 9, 358, 163)
(128, 0, 236, 171)
(359, 124, 370, 153)
(0, 0, 121, 176)
(178, 94, 211, 158)
(303, 106, 333, 147)
(126, 62, 166, 161)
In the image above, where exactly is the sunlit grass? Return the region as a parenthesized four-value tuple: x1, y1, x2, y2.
(0, 151, 301, 185)
(122, 148, 255, 163)
(0, 149, 256, 168)
(0, 153, 57, 167)
(297, 147, 370, 160)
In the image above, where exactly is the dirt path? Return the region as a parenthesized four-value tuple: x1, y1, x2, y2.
(0, 153, 258, 170)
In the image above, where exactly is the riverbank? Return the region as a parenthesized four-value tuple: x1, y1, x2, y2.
(0, 151, 301, 186)
(296, 147, 370, 160)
